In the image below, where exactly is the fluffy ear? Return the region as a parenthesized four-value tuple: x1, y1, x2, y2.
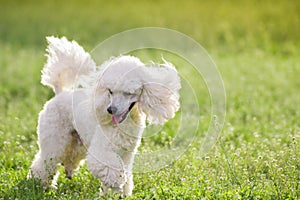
(139, 60, 181, 124)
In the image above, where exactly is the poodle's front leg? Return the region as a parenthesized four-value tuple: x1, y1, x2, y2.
(123, 173, 133, 196)
(86, 133, 126, 196)
(121, 151, 136, 196)
(86, 150, 125, 195)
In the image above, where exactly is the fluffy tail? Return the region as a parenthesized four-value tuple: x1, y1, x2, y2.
(41, 36, 96, 94)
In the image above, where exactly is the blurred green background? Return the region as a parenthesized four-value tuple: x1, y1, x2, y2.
(1, 0, 299, 50)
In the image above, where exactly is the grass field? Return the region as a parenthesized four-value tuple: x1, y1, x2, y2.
(0, 0, 299, 199)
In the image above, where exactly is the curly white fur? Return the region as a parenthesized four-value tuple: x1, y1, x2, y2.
(28, 36, 181, 196)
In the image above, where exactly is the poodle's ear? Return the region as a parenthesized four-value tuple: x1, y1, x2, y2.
(139, 60, 181, 124)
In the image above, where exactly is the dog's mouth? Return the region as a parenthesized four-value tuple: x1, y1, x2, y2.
(112, 102, 136, 124)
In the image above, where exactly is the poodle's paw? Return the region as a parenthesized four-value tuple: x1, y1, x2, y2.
(27, 169, 49, 188)
(123, 181, 133, 196)
(65, 167, 74, 179)
(99, 184, 108, 196)
(27, 170, 33, 179)
(49, 183, 58, 191)
(100, 183, 124, 197)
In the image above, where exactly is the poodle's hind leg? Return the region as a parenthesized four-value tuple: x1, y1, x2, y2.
(29, 102, 75, 188)
(62, 130, 87, 179)
(29, 150, 60, 189)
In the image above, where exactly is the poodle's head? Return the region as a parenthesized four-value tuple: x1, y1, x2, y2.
(97, 56, 181, 125)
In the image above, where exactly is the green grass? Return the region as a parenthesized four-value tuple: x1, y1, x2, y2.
(0, 0, 299, 199)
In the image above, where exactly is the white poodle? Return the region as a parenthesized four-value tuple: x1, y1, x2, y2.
(28, 36, 181, 196)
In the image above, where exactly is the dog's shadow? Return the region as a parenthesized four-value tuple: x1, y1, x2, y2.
(3, 177, 104, 199)
(3, 178, 45, 200)
(3, 178, 80, 199)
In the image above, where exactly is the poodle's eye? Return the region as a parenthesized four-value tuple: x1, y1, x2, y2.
(108, 89, 113, 95)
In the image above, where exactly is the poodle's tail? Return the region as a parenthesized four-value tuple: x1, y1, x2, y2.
(41, 36, 96, 94)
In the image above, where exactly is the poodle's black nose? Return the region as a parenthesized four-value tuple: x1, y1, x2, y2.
(107, 106, 117, 115)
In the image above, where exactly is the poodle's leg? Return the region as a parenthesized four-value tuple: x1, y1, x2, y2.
(87, 151, 125, 195)
(121, 152, 135, 196)
(124, 172, 133, 196)
(29, 103, 74, 188)
(29, 150, 60, 188)
(62, 130, 87, 179)
(86, 135, 126, 196)
(30, 129, 78, 188)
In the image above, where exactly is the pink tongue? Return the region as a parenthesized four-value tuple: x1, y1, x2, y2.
(112, 115, 121, 124)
